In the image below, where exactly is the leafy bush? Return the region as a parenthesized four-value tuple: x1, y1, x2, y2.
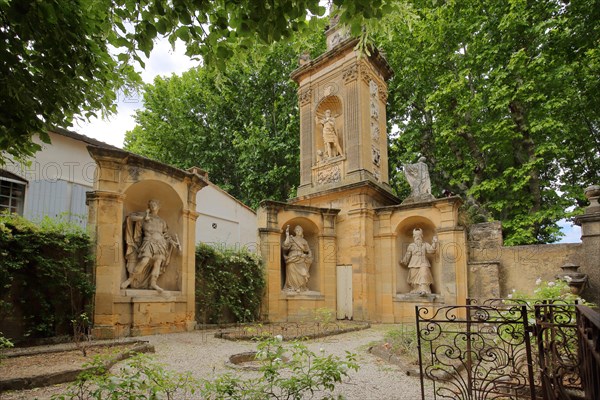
(54, 337, 359, 400)
(202, 336, 359, 399)
(52, 352, 200, 400)
(195, 243, 265, 324)
(0, 213, 94, 340)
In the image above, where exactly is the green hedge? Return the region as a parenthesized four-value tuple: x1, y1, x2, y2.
(195, 243, 265, 324)
(0, 214, 94, 340)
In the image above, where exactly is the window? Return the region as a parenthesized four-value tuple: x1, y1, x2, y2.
(0, 170, 27, 215)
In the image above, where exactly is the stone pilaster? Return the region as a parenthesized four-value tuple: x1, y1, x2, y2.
(575, 185, 600, 305)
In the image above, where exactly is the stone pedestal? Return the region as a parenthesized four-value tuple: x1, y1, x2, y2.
(575, 185, 600, 305)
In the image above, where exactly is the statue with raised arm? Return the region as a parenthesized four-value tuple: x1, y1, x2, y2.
(403, 157, 435, 203)
(316, 109, 343, 158)
(121, 199, 181, 292)
(282, 225, 313, 293)
(400, 228, 438, 295)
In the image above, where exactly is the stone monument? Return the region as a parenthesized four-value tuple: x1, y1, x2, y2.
(282, 225, 314, 293)
(121, 199, 181, 292)
(402, 157, 435, 204)
(400, 228, 438, 295)
(257, 18, 467, 323)
(86, 146, 206, 338)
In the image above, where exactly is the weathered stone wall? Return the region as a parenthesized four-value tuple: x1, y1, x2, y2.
(467, 222, 585, 300)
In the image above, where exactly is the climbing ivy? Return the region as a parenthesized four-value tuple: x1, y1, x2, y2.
(0, 213, 94, 340)
(195, 243, 265, 324)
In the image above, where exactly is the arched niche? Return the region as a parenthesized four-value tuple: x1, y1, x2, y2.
(280, 217, 320, 293)
(395, 216, 439, 294)
(123, 180, 184, 291)
(315, 95, 344, 160)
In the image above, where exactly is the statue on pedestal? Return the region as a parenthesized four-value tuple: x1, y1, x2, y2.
(403, 157, 435, 203)
(316, 109, 344, 159)
(282, 225, 313, 293)
(121, 199, 181, 292)
(400, 228, 438, 295)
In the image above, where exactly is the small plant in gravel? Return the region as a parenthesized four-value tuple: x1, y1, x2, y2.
(0, 332, 14, 365)
(54, 336, 358, 400)
(71, 312, 92, 357)
(51, 352, 200, 400)
(382, 324, 419, 364)
(202, 335, 359, 399)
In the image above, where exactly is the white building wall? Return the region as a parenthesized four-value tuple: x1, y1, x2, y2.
(195, 184, 257, 251)
(3, 132, 96, 226)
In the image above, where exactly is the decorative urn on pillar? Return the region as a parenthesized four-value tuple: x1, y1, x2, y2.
(555, 262, 589, 295)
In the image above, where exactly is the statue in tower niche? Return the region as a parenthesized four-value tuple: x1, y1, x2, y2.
(316, 109, 343, 159)
(282, 225, 314, 293)
(400, 228, 438, 295)
(121, 199, 181, 292)
(403, 157, 435, 203)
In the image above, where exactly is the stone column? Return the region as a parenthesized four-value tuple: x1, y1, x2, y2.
(374, 210, 395, 322)
(575, 185, 600, 305)
(343, 63, 360, 173)
(299, 87, 313, 188)
(320, 209, 338, 310)
(258, 204, 283, 321)
(87, 190, 127, 338)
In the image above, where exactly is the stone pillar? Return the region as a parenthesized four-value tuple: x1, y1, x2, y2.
(258, 204, 283, 321)
(320, 210, 338, 311)
(299, 87, 313, 188)
(375, 209, 395, 322)
(87, 191, 128, 338)
(575, 185, 600, 305)
(343, 63, 360, 173)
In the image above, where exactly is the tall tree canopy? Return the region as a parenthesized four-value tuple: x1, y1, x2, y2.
(380, 0, 600, 244)
(0, 0, 405, 163)
(124, 27, 326, 208)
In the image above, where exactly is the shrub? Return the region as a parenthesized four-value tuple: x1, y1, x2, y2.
(0, 213, 94, 340)
(54, 337, 359, 400)
(202, 336, 359, 399)
(195, 243, 265, 324)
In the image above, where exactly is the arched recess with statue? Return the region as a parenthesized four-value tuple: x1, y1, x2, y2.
(257, 201, 339, 322)
(86, 146, 206, 338)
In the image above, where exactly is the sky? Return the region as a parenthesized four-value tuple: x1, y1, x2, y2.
(70, 37, 582, 244)
(70, 38, 199, 148)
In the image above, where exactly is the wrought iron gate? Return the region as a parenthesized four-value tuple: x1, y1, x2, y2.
(416, 300, 583, 400)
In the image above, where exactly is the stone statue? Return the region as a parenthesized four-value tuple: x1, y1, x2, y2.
(316, 109, 343, 158)
(403, 157, 435, 203)
(282, 225, 313, 293)
(121, 199, 181, 292)
(400, 228, 438, 295)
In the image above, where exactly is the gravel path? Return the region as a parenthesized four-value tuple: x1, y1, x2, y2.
(1, 324, 423, 400)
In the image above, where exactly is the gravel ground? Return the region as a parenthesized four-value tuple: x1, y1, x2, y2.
(1, 324, 423, 400)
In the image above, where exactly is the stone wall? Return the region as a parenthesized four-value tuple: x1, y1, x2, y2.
(467, 221, 587, 301)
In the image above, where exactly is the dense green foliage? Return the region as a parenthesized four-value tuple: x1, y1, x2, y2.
(0, 0, 140, 163)
(381, 0, 600, 244)
(54, 337, 358, 400)
(125, 29, 326, 206)
(0, 214, 94, 339)
(195, 243, 265, 324)
(1, 0, 404, 164)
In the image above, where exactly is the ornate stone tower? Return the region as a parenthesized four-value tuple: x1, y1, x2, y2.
(257, 21, 467, 323)
(290, 21, 396, 205)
